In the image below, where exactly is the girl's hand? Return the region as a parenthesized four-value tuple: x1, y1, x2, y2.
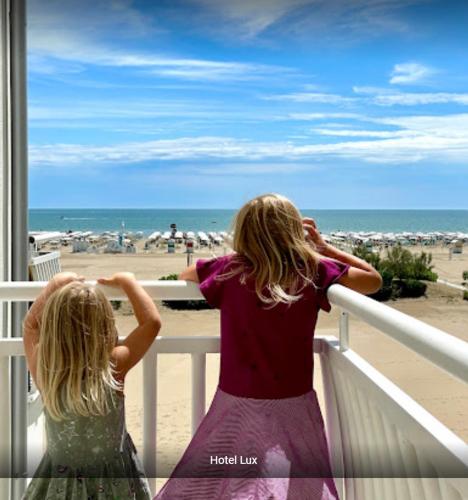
(98, 272, 136, 288)
(303, 217, 329, 253)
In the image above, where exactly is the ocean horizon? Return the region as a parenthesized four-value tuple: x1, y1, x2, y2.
(29, 209, 468, 235)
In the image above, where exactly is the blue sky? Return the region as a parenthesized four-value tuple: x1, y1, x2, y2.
(28, 0, 468, 208)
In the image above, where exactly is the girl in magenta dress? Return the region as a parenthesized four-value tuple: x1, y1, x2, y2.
(155, 194, 382, 500)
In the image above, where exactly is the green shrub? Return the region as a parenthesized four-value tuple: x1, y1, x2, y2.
(410, 252, 437, 281)
(353, 244, 434, 301)
(353, 245, 381, 269)
(421, 271, 438, 282)
(397, 279, 427, 298)
(159, 273, 212, 310)
(111, 300, 122, 310)
(463, 271, 468, 281)
(369, 285, 394, 302)
(382, 246, 413, 280)
(463, 291, 468, 301)
(159, 273, 179, 281)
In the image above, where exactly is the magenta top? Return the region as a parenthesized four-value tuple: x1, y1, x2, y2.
(196, 254, 349, 399)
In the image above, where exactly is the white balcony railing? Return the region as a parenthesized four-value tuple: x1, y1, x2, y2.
(0, 282, 468, 499)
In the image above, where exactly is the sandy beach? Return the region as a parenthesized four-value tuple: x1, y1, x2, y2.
(55, 243, 468, 488)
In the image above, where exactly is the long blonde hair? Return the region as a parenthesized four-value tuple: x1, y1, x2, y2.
(226, 193, 320, 306)
(37, 282, 121, 421)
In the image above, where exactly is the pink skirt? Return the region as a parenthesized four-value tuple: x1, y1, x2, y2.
(154, 387, 339, 500)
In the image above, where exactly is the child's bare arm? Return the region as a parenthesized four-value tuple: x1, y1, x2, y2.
(179, 264, 198, 282)
(23, 272, 81, 383)
(303, 218, 382, 295)
(99, 273, 161, 379)
(320, 246, 383, 294)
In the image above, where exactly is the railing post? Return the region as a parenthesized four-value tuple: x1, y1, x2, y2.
(318, 339, 345, 499)
(191, 353, 206, 435)
(143, 343, 157, 493)
(339, 310, 349, 352)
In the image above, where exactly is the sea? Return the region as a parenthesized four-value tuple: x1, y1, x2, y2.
(29, 209, 468, 235)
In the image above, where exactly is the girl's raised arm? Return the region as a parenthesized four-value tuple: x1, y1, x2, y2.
(23, 272, 81, 384)
(98, 273, 161, 379)
(303, 218, 382, 295)
(179, 263, 199, 283)
(319, 245, 383, 294)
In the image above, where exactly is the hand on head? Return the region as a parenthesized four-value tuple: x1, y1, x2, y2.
(302, 217, 328, 253)
(51, 272, 84, 289)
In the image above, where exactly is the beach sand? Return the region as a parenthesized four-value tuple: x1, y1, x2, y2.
(56, 244, 468, 490)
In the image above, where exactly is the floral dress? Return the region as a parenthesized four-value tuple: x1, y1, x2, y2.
(23, 389, 151, 500)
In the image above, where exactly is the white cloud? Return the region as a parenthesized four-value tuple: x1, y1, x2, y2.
(390, 62, 434, 85)
(30, 44, 282, 82)
(287, 112, 365, 120)
(28, 0, 290, 82)
(374, 92, 468, 106)
(28, 0, 152, 62)
(29, 101, 219, 121)
(188, 0, 312, 39)
(28, 99, 282, 127)
(264, 92, 356, 105)
(148, 60, 285, 82)
(353, 86, 393, 95)
(29, 113, 468, 167)
(267, 86, 468, 107)
(198, 163, 311, 175)
(187, 0, 426, 41)
(353, 86, 468, 106)
(312, 128, 412, 139)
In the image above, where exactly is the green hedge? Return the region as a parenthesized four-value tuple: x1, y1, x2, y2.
(397, 279, 427, 298)
(353, 245, 436, 301)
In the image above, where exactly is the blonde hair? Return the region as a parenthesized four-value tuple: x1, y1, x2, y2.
(226, 193, 320, 306)
(37, 282, 121, 421)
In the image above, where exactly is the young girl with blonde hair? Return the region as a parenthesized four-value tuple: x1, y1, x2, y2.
(23, 271, 161, 499)
(155, 193, 382, 500)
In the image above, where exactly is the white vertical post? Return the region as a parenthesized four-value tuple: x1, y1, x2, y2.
(143, 343, 157, 494)
(318, 342, 345, 499)
(339, 310, 349, 352)
(191, 353, 206, 435)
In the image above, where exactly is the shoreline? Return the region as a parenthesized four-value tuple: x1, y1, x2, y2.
(29, 207, 468, 237)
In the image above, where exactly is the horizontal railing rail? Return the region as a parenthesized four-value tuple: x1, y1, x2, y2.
(0, 336, 222, 357)
(0, 280, 204, 301)
(1, 280, 467, 385)
(327, 285, 468, 385)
